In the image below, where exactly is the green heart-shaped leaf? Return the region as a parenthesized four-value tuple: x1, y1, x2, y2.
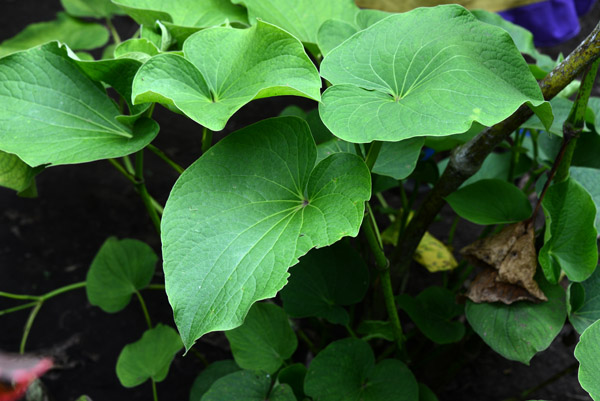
(280, 241, 369, 325)
(539, 178, 598, 283)
(568, 267, 600, 334)
(574, 319, 600, 400)
(570, 167, 600, 233)
(0, 42, 159, 167)
(319, 5, 552, 143)
(116, 324, 183, 387)
(396, 287, 464, 344)
(113, 38, 160, 63)
(161, 117, 371, 349)
(132, 22, 321, 131)
(202, 371, 296, 401)
(445, 179, 532, 225)
(304, 338, 418, 401)
(86, 237, 157, 313)
(225, 303, 297, 374)
(190, 360, 241, 401)
(465, 275, 565, 364)
(232, 0, 358, 46)
(0, 12, 108, 58)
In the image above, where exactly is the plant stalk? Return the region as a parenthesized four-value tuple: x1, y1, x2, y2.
(202, 126, 213, 154)
(147, 144, 185, 174)
(135, 291, 152, 329)
(391, 20, 600, 271)
(135, 150, 162, 234)
(20, 302, 42, 354)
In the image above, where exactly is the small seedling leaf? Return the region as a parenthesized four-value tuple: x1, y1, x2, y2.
(116, 324, 183, 387)
(280, 241, 369, 325)
(304, 338, 418, 401)
(225, 303, 297, 374)
(86, 237, 157, 313)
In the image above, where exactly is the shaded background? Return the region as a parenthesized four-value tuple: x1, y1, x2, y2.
(0, 1, 598, 400)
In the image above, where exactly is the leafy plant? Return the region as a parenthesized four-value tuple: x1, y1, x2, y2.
(1, 1, 600, 400)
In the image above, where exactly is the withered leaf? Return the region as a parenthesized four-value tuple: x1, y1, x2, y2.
(462, 221, 547, 303)
(466, 267, 542, 304)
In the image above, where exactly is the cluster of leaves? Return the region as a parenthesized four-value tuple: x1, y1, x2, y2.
(1, 0, 600, 400)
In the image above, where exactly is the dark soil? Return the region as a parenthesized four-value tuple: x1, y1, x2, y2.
(0, 2, 598, 401)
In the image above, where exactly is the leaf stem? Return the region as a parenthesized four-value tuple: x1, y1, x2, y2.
(0, 301, 40, 316)
(0, 291, 39, 301)
(145, 284, 166, 291)
(202, 126, 213, 154)
(364, 141, 383, 171)
(296, 328, 319, 355)
(151, 379, 158, 401)
(106, 18, 121, 45)
(20, 302, 42, 354)
(135, 291, 152, 329)
(135, 150, 162, 234)
(147, 144, 184, 174)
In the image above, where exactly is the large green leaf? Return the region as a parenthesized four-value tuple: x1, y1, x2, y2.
(539, 178, 598, 283)
(225, 303, 297, 374)
(132, 21, 321, 131)
(570, 167, 600, 233)
(0, 151, 40, 196)
(0, 13, 108, 58)
(190, 360, 241, 401)
(568, 267, 600, 334)
(86, 237, 157, 313)
(112, 0, 248, 29)
(232, 0, 358, 45)
(116, 324, 183, 387)
(280, 241, 369, 325)
(161, 117, 371, 349)
(445, 179, 532, 225)
(465, 275, 566, 364)
(304, 338, 418, 401)
(0, 42, 159, 167)
(396, 287, 464, 344)
(575, 319, 600, 400)
(61, 0, 123, 18)
(522, 97, 575, 137)
(470, 9, 538, 57)
(319, 6, 552, 143)
(201, 371, 296, 401)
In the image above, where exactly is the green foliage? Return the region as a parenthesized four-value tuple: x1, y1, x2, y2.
(319, 5, 552, 143)
(0, 151, 41, 196)
(575, 319, 600, 400)
(86, 237, 157, 313)
(116, 324, 183, 387)
(465, 275, 566, 364)
(201, 370, 296, 401)
(539, 178, 598, 283)
(280, 241, 369, 325)
(190, 360, 241, 401)
(161, 117, 371, 349)
(568, 267, 600, 334)
(61, 0, 123, 18)
(445, 179, 532, 225)
(132, 21, 321, 131)
(304, 338, 418, 401)
(0, 12, 108, 58)
(225, 303, 297, 374)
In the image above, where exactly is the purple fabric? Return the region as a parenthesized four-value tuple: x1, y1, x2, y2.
(499, 0, 597, 47)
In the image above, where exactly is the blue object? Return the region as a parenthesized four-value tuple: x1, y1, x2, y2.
(499, 0, 597, 47)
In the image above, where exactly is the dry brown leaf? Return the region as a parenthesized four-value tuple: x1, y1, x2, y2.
(461, 221, 547, 302)
(465, 267, 542, 304)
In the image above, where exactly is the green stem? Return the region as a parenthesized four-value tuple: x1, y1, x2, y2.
(446, 215, 460, 246)
(146, 284, 166, 290)
(122, 156, 136, 176)
(296, 328, 319, 355)
(147, 144, 184, 174)
(364, 141, 383, 171)
(345, 324, 357, 338)
(151, 379, 158, 401)
(362, 204, 405, 349)
(202, 126, 213, 154)
(135, 150, 162, 234)
(0, 291, 39, 301)
(108, 159, 136, 184)
(0, 301, 40, 316)
(40, 282, 86, 301)
(135, 291, 152, 329)
(20, 302, 42, 354)
(106, 18, 121, 45)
